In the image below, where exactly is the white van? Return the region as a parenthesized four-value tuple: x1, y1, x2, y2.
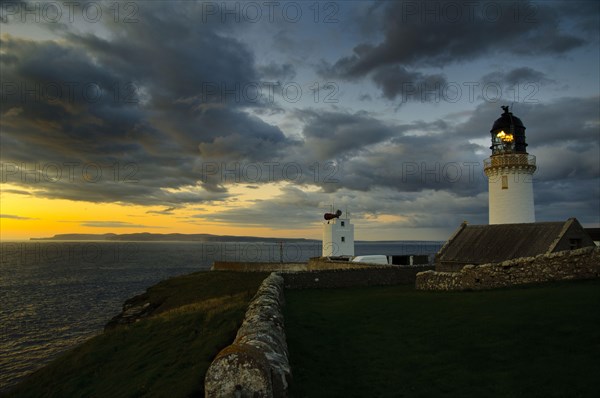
(351, 255, 390, 265)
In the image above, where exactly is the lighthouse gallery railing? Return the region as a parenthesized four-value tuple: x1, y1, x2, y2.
(484, 154, 536, 169)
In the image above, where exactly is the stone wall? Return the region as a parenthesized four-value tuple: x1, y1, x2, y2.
(211, 261, 308, 272)
(416, 247, 600, 291)
(211, 258, 394, 272)
(282, 266, 434, 289)
(205, 273, 290, 397)
(307, 257, 376, 271)
(435, 262, 468, 273)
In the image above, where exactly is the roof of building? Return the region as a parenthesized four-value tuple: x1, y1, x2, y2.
(437, 219, 578, 265)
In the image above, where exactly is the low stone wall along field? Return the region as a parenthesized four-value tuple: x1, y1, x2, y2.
(417, 247, 600, 291)
(211, 261, 307, 272)
(283, 266, 434, 289)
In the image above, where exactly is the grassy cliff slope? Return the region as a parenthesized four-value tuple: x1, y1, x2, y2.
(6, 271, 268, 398)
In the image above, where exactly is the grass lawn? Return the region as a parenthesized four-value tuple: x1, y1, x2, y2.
(6, 271, 268, 398)
(285, 279, 600, 398)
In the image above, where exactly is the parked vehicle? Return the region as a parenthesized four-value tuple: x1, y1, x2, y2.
(351, 255, 389, 265)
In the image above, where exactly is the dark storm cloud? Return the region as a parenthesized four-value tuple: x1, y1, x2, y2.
(195, 108, 301, 192)
(146, 207, 178, 215)
(515, 97, 600, 149)
(292, 97, 598, 220)
(326, 133, 488, 195)
(319, 1, 588, 101)
(481, 67, 554, 87)
(202, 186, 325, 228)
(1, 1, 597, 230)
(1, 189, 31, 195)
(193, 109, 402, 193)
(325, 1, 586, 78)
(206, 185, 489, 230)
(284, 106, 488, 195)
(197, 109, 291, 160)
(534, 179, 600, 224)
(294, 97, 596, 226)
(0, 2, 297, 205)
(371, 66, 448, 101)
(61, 3, 260, 106)
(257, 62, 297, 81)
(294, 109, 398, 160)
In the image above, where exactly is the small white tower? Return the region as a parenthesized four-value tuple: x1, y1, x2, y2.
(484, 106, 536, 224)
(322, 209, 354, 257)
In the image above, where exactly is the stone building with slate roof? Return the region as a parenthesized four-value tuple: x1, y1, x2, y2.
(435, 218, 596, 272)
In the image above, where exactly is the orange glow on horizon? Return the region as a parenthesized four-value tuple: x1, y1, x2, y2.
(0, 183, 321, 241)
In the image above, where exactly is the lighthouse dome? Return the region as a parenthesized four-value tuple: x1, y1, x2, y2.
(490, 106, 528, 154)
(491, 111, 525, 132)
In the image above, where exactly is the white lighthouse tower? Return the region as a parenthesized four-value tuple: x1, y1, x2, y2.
(322, 209, 354, 257)
(484, 106, 537, 224)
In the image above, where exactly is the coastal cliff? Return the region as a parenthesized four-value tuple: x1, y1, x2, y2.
(5, 271, 269, 397)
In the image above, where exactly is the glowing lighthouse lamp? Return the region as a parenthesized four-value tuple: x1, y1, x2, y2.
(484, 106, 537, 224)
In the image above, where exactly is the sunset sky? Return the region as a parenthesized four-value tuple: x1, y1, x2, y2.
(1, 0, 599, 241)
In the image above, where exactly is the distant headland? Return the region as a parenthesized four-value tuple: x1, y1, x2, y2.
(30, 233, 318, 243)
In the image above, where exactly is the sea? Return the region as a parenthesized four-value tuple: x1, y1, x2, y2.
(0, 240, 443, 392)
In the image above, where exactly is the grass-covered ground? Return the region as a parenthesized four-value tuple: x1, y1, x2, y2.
(285, 279, 600, 398)
(6, 271, 268, 398)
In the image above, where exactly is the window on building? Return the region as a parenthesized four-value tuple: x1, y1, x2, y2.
(569, 238, 582, 250)
(341, 221, 345, 227)
(502, 175, 508, 189)
(341, 236, 345, 242)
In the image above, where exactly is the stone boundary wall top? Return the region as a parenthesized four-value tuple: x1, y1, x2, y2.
(282, 266, 434, 289)
(211, 259, 396, 272)
(211, 261, 308, 272)
(307, 257, 377, 270)
(416, 247, 600, 291)
(205, 273, 290, 398)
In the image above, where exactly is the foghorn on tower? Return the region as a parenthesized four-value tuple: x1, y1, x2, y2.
(322, 209, 355, 257)
(484, 106, 537, 224)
